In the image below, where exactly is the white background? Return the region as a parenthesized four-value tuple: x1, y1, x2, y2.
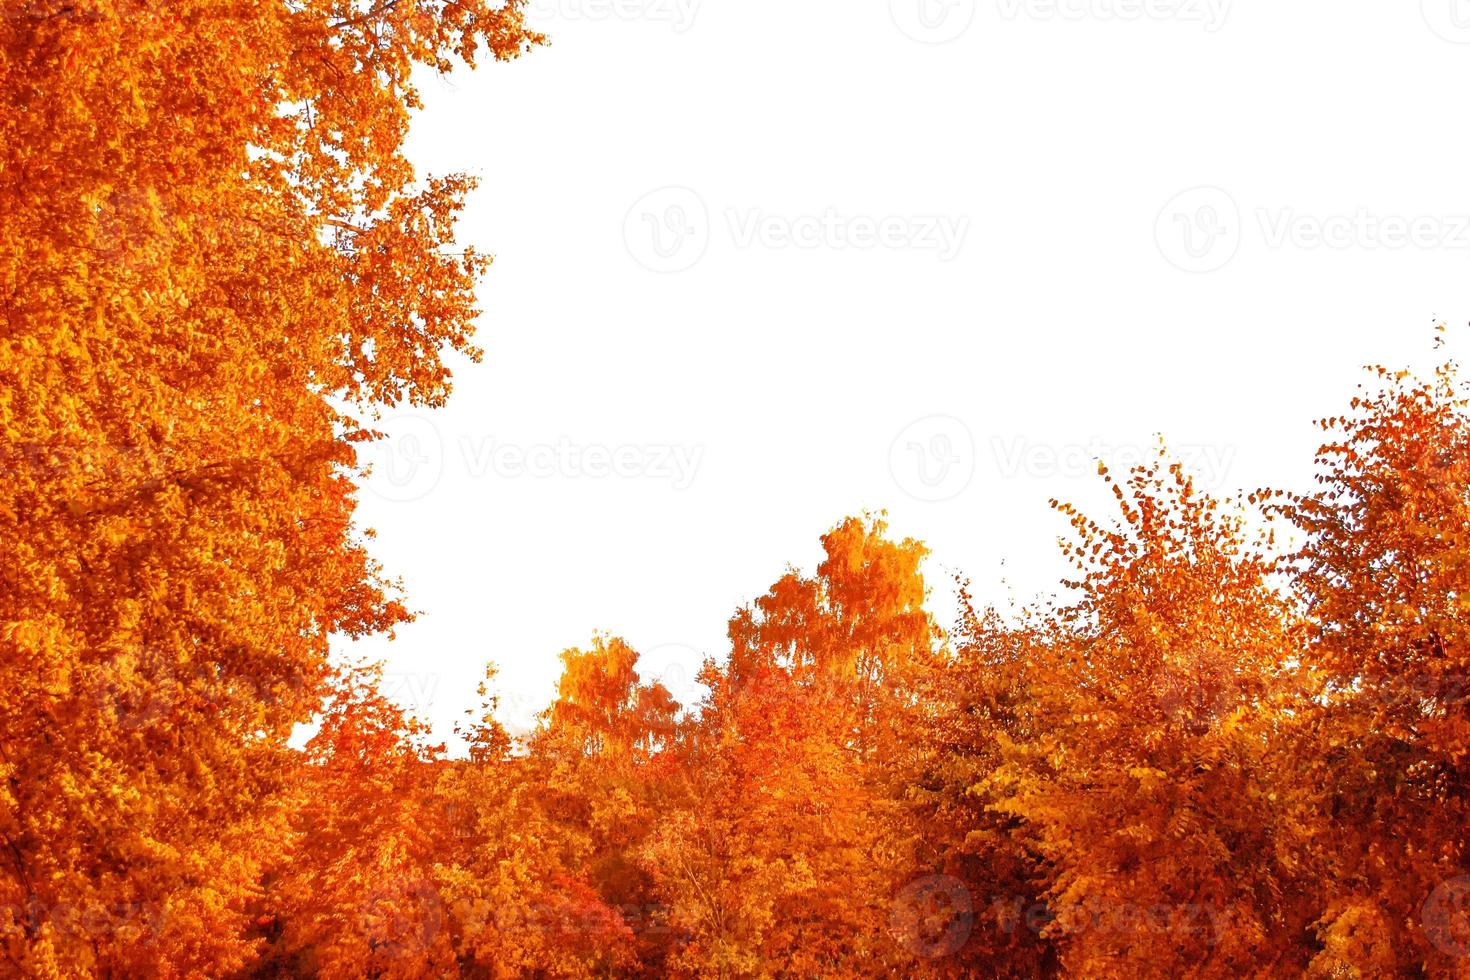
(339, 0, 1470, 748)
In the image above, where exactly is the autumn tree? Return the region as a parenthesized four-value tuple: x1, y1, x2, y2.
(981, 458, 1308, 977)
(429, 651, 666, 977)
(257, 664, 455, 979)
(894, 599, 1056, 977)
(643, 516, 940, 977)
(1274, 353, 1470, 975)
(519, 636, 681, 971)
(7, 9, 1468, 971)
(0, 0, 539, 973)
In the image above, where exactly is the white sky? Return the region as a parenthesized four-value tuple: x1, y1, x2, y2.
(335, 0, 1470, 750)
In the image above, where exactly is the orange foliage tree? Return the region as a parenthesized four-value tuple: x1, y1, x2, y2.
(0, 0, 539, 973)
(1274, 359, 1470, 975)
(258, 664, 454, 979)
(978, 460, 1309, 976)
(641, 517, 939, 977)
(896, 601, 1057, 978)
(430, 665, 642, 978)
(9, 1, 1470, 974)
